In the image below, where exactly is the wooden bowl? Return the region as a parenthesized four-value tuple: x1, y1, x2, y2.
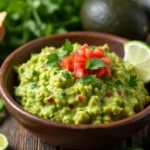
(0, 32, 150, 149)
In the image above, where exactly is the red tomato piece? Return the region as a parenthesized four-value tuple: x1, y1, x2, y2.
(96, 68, 106, 78)
(74, 62, 85, 72)
(70, 52, 76, 59)
(75, 68, 85, 78)
(74, 54, 86, 63)
(85, 48, 94, 59)
(61, 56, 72, 71)
(77, 49, 85, 57)
(105, 65, 112, 77)
(77, 95, 83, 102)
(106, 93, 112, 98)
(93, 48, 104, 58)
(48, 98, 54, 103)
(101, 57, 111, 64)
(80, 43, 89, 51)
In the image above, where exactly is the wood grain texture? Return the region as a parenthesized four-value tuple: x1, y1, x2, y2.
(0, 113, 128, 150)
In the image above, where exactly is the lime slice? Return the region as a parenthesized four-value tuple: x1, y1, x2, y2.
(124, 41, 150, 83)
(0, 133, 8, 150)
(0, 99, 5, 113)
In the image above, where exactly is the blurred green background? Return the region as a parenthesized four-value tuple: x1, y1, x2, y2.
(0, 0, 150, 62)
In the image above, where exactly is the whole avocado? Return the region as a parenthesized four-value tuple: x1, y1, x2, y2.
(80, 0, 149, 40)
(135, 0, 150, 17)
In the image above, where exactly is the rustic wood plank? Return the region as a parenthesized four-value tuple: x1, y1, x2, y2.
(0, 112, 57, 150)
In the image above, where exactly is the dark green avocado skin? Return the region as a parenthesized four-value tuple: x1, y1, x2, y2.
(80, 0, 149, 40)
(135, 0, 150, 17)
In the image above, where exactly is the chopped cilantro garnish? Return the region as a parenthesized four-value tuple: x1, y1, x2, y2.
(53, 72, 57, 75)
(32, 69, 37, 76)
(86, 58, 105, 70)
(128, 74, 137, 87)
(94, 82, 102, 89)
(103, 76, 112, 84)
(31, 92, 36, 99)
(46, 53, 59, 67)
(79, 74, 97, 83)
(49, 114, 55, 118)
(62, 71, 71, 79)
(30, 83, 39, 89)
(114, 80, 121, 88)
(58, 50, 68, 59)
(90, 45, 96, 49)
(63, 39, 73, 53)
(60, 92, 66, 99)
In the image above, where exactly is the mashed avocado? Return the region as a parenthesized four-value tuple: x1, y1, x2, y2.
(14, 42, 150, 124)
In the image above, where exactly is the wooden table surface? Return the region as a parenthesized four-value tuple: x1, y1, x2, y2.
(0, 111, 150, 150)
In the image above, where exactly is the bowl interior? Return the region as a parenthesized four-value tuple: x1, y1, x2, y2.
(2, 32, 127, 100)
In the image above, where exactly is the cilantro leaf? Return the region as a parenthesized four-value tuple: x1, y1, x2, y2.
(94, 82, 102, 89)
(31, 92, 36, 99)
(63, 39, 73, 53)
(90, 45, 96, 49)
(53, 72, 57, 75)
(128, 75, 138, 87)
(58, 50, 68, 59)
(46, 53, 59, 67)
(86, 59, 91, 69)
(30, 83, 39, 89)
(60, 92, 66, 99)
(103, 77, 112, 84)
(79, 74, 97, 83)
(114, 80, 121, 88)
(49, 114, 55, 119)
(86, 58, 105, 70)
(32, 69, 37, 76)
(62, 71, 71, 79)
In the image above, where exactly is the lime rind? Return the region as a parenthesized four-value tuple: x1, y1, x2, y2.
(123, 41, 150, 83)
(0, 133, 8, 150)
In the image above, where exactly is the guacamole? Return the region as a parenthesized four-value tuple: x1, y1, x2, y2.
(14, 42, 150, 124)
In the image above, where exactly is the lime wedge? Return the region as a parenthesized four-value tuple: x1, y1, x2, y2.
(124, 41, 150, 83)
(0, 133, 8, 150)
(0, 99, 5, 113)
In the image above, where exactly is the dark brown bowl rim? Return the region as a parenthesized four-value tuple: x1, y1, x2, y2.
(1, 31, 150, 129)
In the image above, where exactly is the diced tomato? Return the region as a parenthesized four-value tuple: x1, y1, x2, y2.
(77, 49, 85, 57)
(61, 56, 73, 71)
(106, 93, 112, 98)
(74, 54, 86, 63)
(105, 65, 112, 77)
(80, 43, 89, 51)
(48, 98, 54, 103)
(77, 95, 83, 102)
(96, 68, 106, 78)
(101, 57, 111, 64)
(70, 52, 76, 59)
(74, 62, 85, 72)
(93, 48, 104, 58)
(85, 48, 94, 59)
(75, 68, 85, 78)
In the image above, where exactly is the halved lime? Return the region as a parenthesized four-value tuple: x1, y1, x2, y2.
(0, 133, 8, 150)
(124, 41, 150, 83)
